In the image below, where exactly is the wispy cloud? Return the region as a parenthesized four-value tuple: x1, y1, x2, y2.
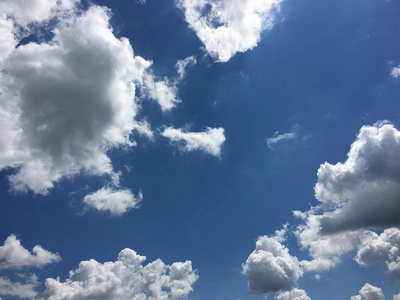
(267, 132, 296, 149)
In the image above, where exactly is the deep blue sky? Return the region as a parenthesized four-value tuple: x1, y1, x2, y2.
(0, 0, 399, 299)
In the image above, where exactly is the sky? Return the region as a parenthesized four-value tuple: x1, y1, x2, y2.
(0, 0, 399, 299)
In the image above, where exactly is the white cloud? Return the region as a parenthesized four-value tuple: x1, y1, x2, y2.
(0, 0, 77, 26)
(177, 0, 282, 62)
(142, 73, 181, 111)
(37, 248, 198, 300)
(242, 229, 303, 295)
(267, 132, 296, 149)
(394, 293, 400, 300)
(0, 275, 38, 299)
(162, 127, 225, 157)
(356, 228, 400, 280)
(391, 66, 400, 79)
(276, 288, 311, 300)
(0, 5, 157, 195)
(292, 121, 400, 273)
(83, 187, 142, 216)
(176, 56, 197, 80)
(314, 121, 400, 233)
(0, 235, 60, 270)
(350, 283, 384, 300)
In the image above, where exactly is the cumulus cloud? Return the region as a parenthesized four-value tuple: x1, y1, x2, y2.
(292, 122, 400, 273)
(315, 122, 400, 233)
(37, 248, 198, 300)
(242, 229, 303, 295)
(267, 131, 296, 149)
(175, 56, 197, 80)
(276, 288, 311, 300)
(350, 283, 384, 300)
(177, 0, 282, 62)
(356, 228, 400, 280)
(394, 293, 400, 300)
(162, 127, 225, 157)
(391, 66, 400, 79)
(0, 234, 60, 270)
(0, 5, 166, 196)
(83, 187, 142, 216)
(0, 275, 38, 299)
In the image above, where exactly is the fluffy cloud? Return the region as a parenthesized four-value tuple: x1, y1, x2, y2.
(37, 248, 198, 300)
(391, 66, 400, 79)
(162, 127, 225, 157)
(0, 275, 38, 299)
(0, 0, 77, 26)
(276, 288, 311, 300)
(356, 228, 400, 280)
(293, 122, 400, 273)
(0, 234, 60, 270)
(267, 131, 296, 149)
(242, 229, 303, 295)
(83, 187, 142, 216)
(394, 293, 400, 300)
(315, 122, 400, 233)
(350, 283, 384, 300)
(0, 5, 167, 196)
(177, 0, 282, 62)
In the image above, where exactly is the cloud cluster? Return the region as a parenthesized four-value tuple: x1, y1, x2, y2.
(242, 229, 303, 294)
(162, 127, 225, 157)
(391, 66, 400, 79)
(177, 0, 282, 62)
(83, 187, 143, 216)
(356, 228, 400, 280)
(293, 122, 400, 273)
(276, 288, 311, 300)
(0, 234, 60, 270)
(350, 283, 384, 300)
(38, 248, 198, 300)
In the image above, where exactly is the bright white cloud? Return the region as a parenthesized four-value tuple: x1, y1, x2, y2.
(267, 131, 296, 149)
(391, 66, 400, 79)
(0, 275, 38, 299)
(37, 248, 198, 300)
(350, 283, 384, 300)
(176, 56, 197, 80)
(276, 288, 311, 300)
(0, 235, 60, 270)
(0, 0, 77, 26)
(142, 73, 181, 111)
(162, 127, 225, 157)
(394, 293, 400, 300)
(177, 0, 282, 62)
(0, 6, 156, 195)
(83, 187, 142, 216)
(242, 229, 303, 295)
(356, 228, 400, 280)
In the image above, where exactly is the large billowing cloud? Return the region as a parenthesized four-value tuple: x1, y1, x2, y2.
(350, 283, 384, 300)
(0, 234, 60, 270)
(242, 228, 303, 294)
(37, 248, 198, 300)
(177, 0, 282, 62)
(276, 288, 311, 300)
(356, 228, 400, 280)
(0, 3, 180, 201)
(294, 122, 400, 273)
(83, 187, 142, 216)
(315, 122, 400, 234)
(162, 127, 225, 157)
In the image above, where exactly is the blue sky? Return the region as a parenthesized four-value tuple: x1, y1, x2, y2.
(0, 0, 399, 299)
